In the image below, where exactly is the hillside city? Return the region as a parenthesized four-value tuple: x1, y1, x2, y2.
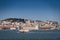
(0, 18, 60, 32)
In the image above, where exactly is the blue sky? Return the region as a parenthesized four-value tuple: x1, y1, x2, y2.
(0, 0, 60, 22)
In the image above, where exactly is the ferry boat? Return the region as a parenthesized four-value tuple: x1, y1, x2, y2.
(10, 28, 16, 30)
(19, 29, 29, 32)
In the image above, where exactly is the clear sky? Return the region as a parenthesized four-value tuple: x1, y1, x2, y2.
(0, 0, 60, 22)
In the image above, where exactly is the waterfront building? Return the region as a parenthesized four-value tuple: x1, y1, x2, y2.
(40, 24, 51, 29)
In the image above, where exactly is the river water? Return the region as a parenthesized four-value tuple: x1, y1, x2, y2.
(0, 30, 60, 40)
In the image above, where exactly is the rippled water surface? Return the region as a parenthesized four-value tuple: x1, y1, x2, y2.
(0, 30, 60, 40)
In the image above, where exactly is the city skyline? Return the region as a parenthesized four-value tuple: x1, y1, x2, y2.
(0, 0, 60, 22)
